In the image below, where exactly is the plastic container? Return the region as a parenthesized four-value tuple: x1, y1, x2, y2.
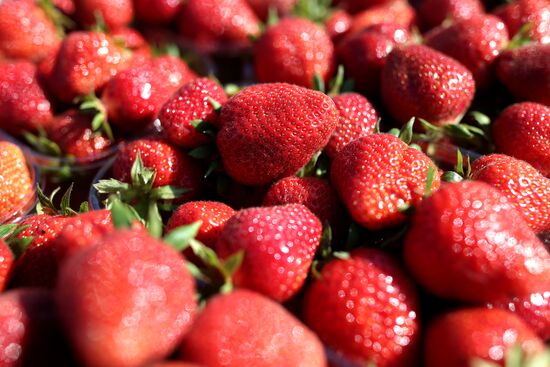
(88, 156, 117, 211)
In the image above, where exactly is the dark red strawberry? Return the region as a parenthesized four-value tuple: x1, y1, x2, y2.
(424, 308, 544, 367)
(325, 10, 352, 42)
(416, 0, 485, 30)
(0, 240, 13, 291)
(335, 0, 396, 14)
(331, 134, 441, 230)
(158, 78, 228, 148)
(348, 1, 417, 35)
(73, 0, 133, 29)
(425, 15, 509, 89)
(0, 0, 61, 63)
(495, 0, 550, 44)
(0, 62, 54, 136)
(56, 228, 197, 367)
(217, 83, 339, 186)
(496, 44, 550, 106)
(134, 0, 182, 24)
(404, 181, 550, 303)
(180, 289, 327, 367)
(215, 204, 322, 302)
(303, 248, 420, 367)
(381, 45, 476, 127)
(254, 18, 335, 88)
(471, 154, 550, 233)
(246, 0, 296, 20)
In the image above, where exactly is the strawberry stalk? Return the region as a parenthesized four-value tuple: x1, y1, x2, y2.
(79, 93, 115, 142)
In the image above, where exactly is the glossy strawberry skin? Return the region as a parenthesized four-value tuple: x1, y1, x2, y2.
(215, 204, 322, 302)
(0, 62, 54, 136)
(0, 0, 60, 63)
(335, 0, 396, 14)
(303, 248, 420, 367)
(245, 0, 296, 20)
(331, 134, 441, 230)
(73, 0, 133, 29)
(180, 290, 327, 367)
(381, 45, 476, 127)
(158, 78, 228, 148)
(349, 1, 417, 35)
(154, 55, 197, 91)
(404, 181, 550, 303)
(494, 0, 550, 44)
(0, 240, 13, 291)
(496, 44, 550, 106)
(0, 142, 34, 223)
(425, 308, 544, 367)
(425, 15, 509, 89)
(254, 18, 335, 88)
(56, 229, 197, 367)
(471, 154, 550, 233)
(325, 10, 352, 42)
(134, 0, 182, 24)
(416, 0, 485, 30)
(217, 83, 339, 186)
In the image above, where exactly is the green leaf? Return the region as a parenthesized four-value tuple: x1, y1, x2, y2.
(455, 149, 465, 176)
(470, 111, 491, 127)
(186, 261, 210, 283)
(221, 250, 244, 278)
(441, 171, 464, 183)
(319, 224, 333, 259)
(425, 166, 436, 197)
(150, 186, 189, 201)
(146, 202, 163, 239)
(110, 197, 142, 229)
(292, 0, 331, 23)
(445, 124, 475, 139)
(93, 179, 130, 194)
(374, 119, 381, 134)
(9, 237, 34, 259)
(399, 117, 415, 144)
(36, 186, 59, 215)
(0, 224, 18, 239)
(223, 84, 241, 97)
(313, 73, 325, 93)
(328, 65, 345, 96)
(526, 349, 550, 367)
(333, 251, 350, 260)
(207, 97, 222, 113)
(388, 128, 400, 137)
(266, 6, 280, 26)
(189, 144, 218, 159)
(79, 201, 89, 213)
(192, 120, 218, 136)
(60, 183, 77, 215)
(22, 131, 62, 157)
(297, 150, 322, 178)
(164, 221, 203, 251)
(188, 238, 223, 269)
(418, 118, 441, 134)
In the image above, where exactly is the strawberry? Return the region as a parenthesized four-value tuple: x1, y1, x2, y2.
(113, 138, 203, 202)
(335, 0, 396, 14)
(492, 103, 549, 176)
(158, 78, 228, 148)
(73, 0, 134, 29)
(331, 134, 441, 230)
(134, 0, 182, 24)
(217, 83, 339, 186)
(48, 31, 130, 103)
(381, 45, 476, 127)
(303, 248, 420, 367)
(56, 228, 197, 367)
(0, 62, 54, 136)
(425, 15, 510, 89)
(493, 0, 550, 44)
(0, 0, 60, 63)
(254, 18, 335, 88)
(471, 154, 550, 233)
(154, 55, 197, 91)
(416, 0, 485, 30)
(0, 142, 34, 224)
(0, 239, 13, 291)
(178, 0, 261, 53)
(325, 10, 352, 42)
(496, 44, 550, 106)
(424, 308, 544, 367)
(245, 0, 296, 21)
(149, 363, 202, 367)
(348, 1, 417, 35)
(215, 204, 321, 302)
(403, 181, 550, 303)
(179, 289, 327, 367)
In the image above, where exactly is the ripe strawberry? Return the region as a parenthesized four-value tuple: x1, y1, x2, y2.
(254, 18, 335, 88)
(246, 0, 296, 21)
(217, 83, 339, 186)
(0, 62, 54, 136)
(158, 78, 228, 148)
(0, 142, 34, 224)
(325, 10, 352, 42)
(180, 289, 327, 367)
(331, 134, 441, 230)
(73, 0, 133, 29)
(493, 2, 523, 37)
(471, 154, 550, 233)
(416, 0, 485, 30)
(134, 0, 182, 24)
(0, 239, 13, 291)
(0, 0, 60, 63)
(496, 44, 550, 106)
(149, 363, 202, 367)
(303, 248, 420, 367)
(178, 0, 261, 53)
(113, 138, 203, 202)
(492, 103, 549, 176)
(348, 1, 417, 35)
(424, 308, 544, 367)
(154, 55, 197, 91)
(335, 0, 396, 14)
(48, 31, 130, 103)
(215, 204, 322, 302)
(381, 45, 476, 127)
(404, 181, 550, 303)
(425, 15, 509, 89)
(56, 228, 197, 367)
(494, 0, 550, 44)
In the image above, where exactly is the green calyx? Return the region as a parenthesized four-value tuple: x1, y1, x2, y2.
(23, 128, 62, 157)
(36, 183, 86, 216)
(292, 0, 332, 23)
(37, 0, 75, 37)
(79, 92, 115, 142)
(471, 344, 550, 367)
(441, 149, 473, 183)
(507, 23, 535, 50)
(0, 223, 32, 259)
(313, 65, 354, 95)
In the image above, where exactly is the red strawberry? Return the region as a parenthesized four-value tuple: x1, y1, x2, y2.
(496, 44, 550, 106)
(134, 0, 182, 24)
(149, 363, 202, 367)
(73, 0, 133, 29)
(471, 154, 550, 233)
(48, 31, 131, 103)
(0, 240, 13, 291)
(215, 204, 322, 302)
(494, 0, 550, 44)
(56, 228, 197, 367)
(381, 45, 476, 127)
(154, 55, 197, 91)
(335, 0, 396, 14)
(111, 27, 149, 52)
(331, 134, 441, 230)
(492, 103, 549, 176)
(348, 1, 417, 35)
(217, 83, 339, 185)
(404, 181, 550, 303)
(180, 289, 327, 367)
(424, 308, 544, 367)
(325, 10, 352, 42)
(416, 0, 485, 30)
(245, 0, 296, 20)
(178, 0, 261, 53)
(493, 2, 523, 36)
(113, 138, 203, 201)
(0, 142, 34, 224)
(158, 78, 228, 148)
(0, 0, 60, 63)
(0, 62, 54, 136)
(425, 15, 509, 89)
(303, 248, 420, 367)
(254, 18, 335, 88)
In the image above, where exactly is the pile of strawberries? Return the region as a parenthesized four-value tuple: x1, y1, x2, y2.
(0, 0, 549, 366)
